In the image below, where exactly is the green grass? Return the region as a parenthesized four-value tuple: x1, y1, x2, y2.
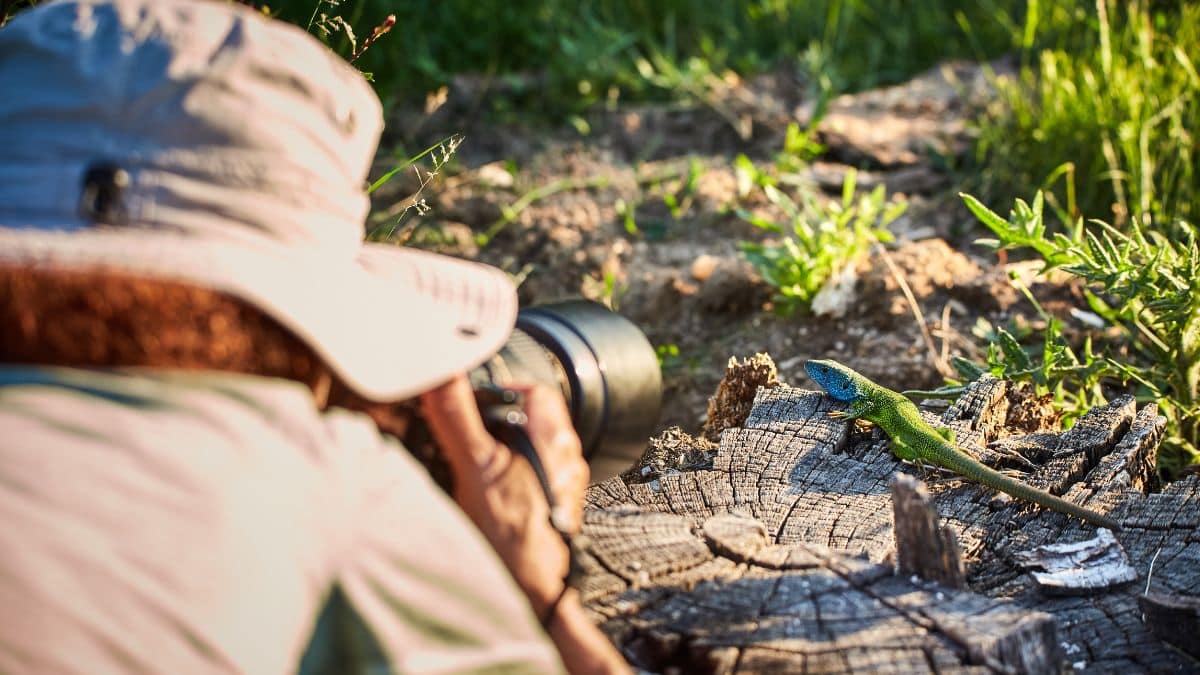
(7, 2, 1192, 227)
(269, 0, 1194, 234)
(955, 0, 1199, 475)
(969, 0, 1199, 228)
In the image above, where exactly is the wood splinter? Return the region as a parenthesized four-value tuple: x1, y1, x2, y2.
(891, 472, 966, 589)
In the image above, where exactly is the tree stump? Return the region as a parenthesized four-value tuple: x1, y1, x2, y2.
(580, 355, 1200, 673)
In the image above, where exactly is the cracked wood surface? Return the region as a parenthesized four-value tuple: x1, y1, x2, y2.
(581, 373, 1200, 673)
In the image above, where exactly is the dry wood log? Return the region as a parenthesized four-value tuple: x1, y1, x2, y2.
(580, 356, 1200, 673)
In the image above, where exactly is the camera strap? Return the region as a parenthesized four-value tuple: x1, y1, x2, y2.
(475, 387, 585, 605)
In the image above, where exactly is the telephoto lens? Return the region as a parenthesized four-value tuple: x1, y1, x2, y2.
(469, 300, 662, 482)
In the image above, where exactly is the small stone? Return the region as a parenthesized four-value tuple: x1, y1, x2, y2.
(690, 254, 720, 282)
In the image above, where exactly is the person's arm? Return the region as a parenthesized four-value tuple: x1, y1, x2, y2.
(542, 589, 633, 675)
(420, 375, 630, 675)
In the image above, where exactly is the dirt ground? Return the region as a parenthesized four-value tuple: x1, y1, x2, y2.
(373, 59, 1086, 437)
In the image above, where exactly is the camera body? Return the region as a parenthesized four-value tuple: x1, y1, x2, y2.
(469, 300, 662, 482)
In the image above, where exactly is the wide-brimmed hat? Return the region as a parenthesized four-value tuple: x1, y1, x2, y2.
(0, 0, 517, 401)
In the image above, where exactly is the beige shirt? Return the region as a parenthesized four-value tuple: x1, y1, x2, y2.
(0, 367, 563, 675)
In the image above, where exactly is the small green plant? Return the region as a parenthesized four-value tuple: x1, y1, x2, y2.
(655, 342, 698, 375)
(775, 121, 827, 173)
(737, 169, 906, 316)
(582, 268, 627, 312)
(475, 174, 612, 247)
(661, 158, 705, 220)
(655, 343, 681, 370)
(961, 190, 1200, 477)
(909, 291, 1109, 428)
(306, 1, 353, 45)
(732, 154, 776, 199)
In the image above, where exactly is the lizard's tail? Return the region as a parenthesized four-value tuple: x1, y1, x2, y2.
(935, 448, 1122, 531)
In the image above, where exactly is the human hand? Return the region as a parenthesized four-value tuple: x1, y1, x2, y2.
(419, 374, 589, 617)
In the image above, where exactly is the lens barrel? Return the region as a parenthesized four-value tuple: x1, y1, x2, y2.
(469, 300, 661, 481)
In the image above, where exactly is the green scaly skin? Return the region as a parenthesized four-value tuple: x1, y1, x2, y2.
(804, 359, 1121, 531)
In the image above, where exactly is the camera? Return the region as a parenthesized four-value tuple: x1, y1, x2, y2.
(468, 300, 662, 482)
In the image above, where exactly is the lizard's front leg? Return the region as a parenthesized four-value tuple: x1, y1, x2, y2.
(829, 397, 874, 421)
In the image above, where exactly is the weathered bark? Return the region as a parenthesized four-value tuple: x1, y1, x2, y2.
(580, 359, 1200, 673)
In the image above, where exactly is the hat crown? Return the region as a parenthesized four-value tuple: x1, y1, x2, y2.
(0, 0, 383, 256)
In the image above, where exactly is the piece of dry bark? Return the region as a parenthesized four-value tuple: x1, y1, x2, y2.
(700, 352, 779, 442)
(1013, 528, 1137, 596)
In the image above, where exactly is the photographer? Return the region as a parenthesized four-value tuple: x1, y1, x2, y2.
(0, 1, 628, 673)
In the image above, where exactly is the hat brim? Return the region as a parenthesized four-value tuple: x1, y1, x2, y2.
(0, 227, 517, 401)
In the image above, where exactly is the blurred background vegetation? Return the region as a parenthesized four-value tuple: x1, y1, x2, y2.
(276, 0, 1018, 105)
(249, 0, 1196, 229)
(3, 0, 1192, 235)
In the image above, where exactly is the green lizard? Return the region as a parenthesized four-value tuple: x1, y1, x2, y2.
(804, 359, 1121, 531)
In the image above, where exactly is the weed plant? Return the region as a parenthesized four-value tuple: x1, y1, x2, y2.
(961, 191, 1200, 477)
(366, 134, 463, 243)
(737, 168, 906, 317)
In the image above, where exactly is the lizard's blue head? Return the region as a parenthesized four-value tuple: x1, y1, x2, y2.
(803, 359, 865, 402)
